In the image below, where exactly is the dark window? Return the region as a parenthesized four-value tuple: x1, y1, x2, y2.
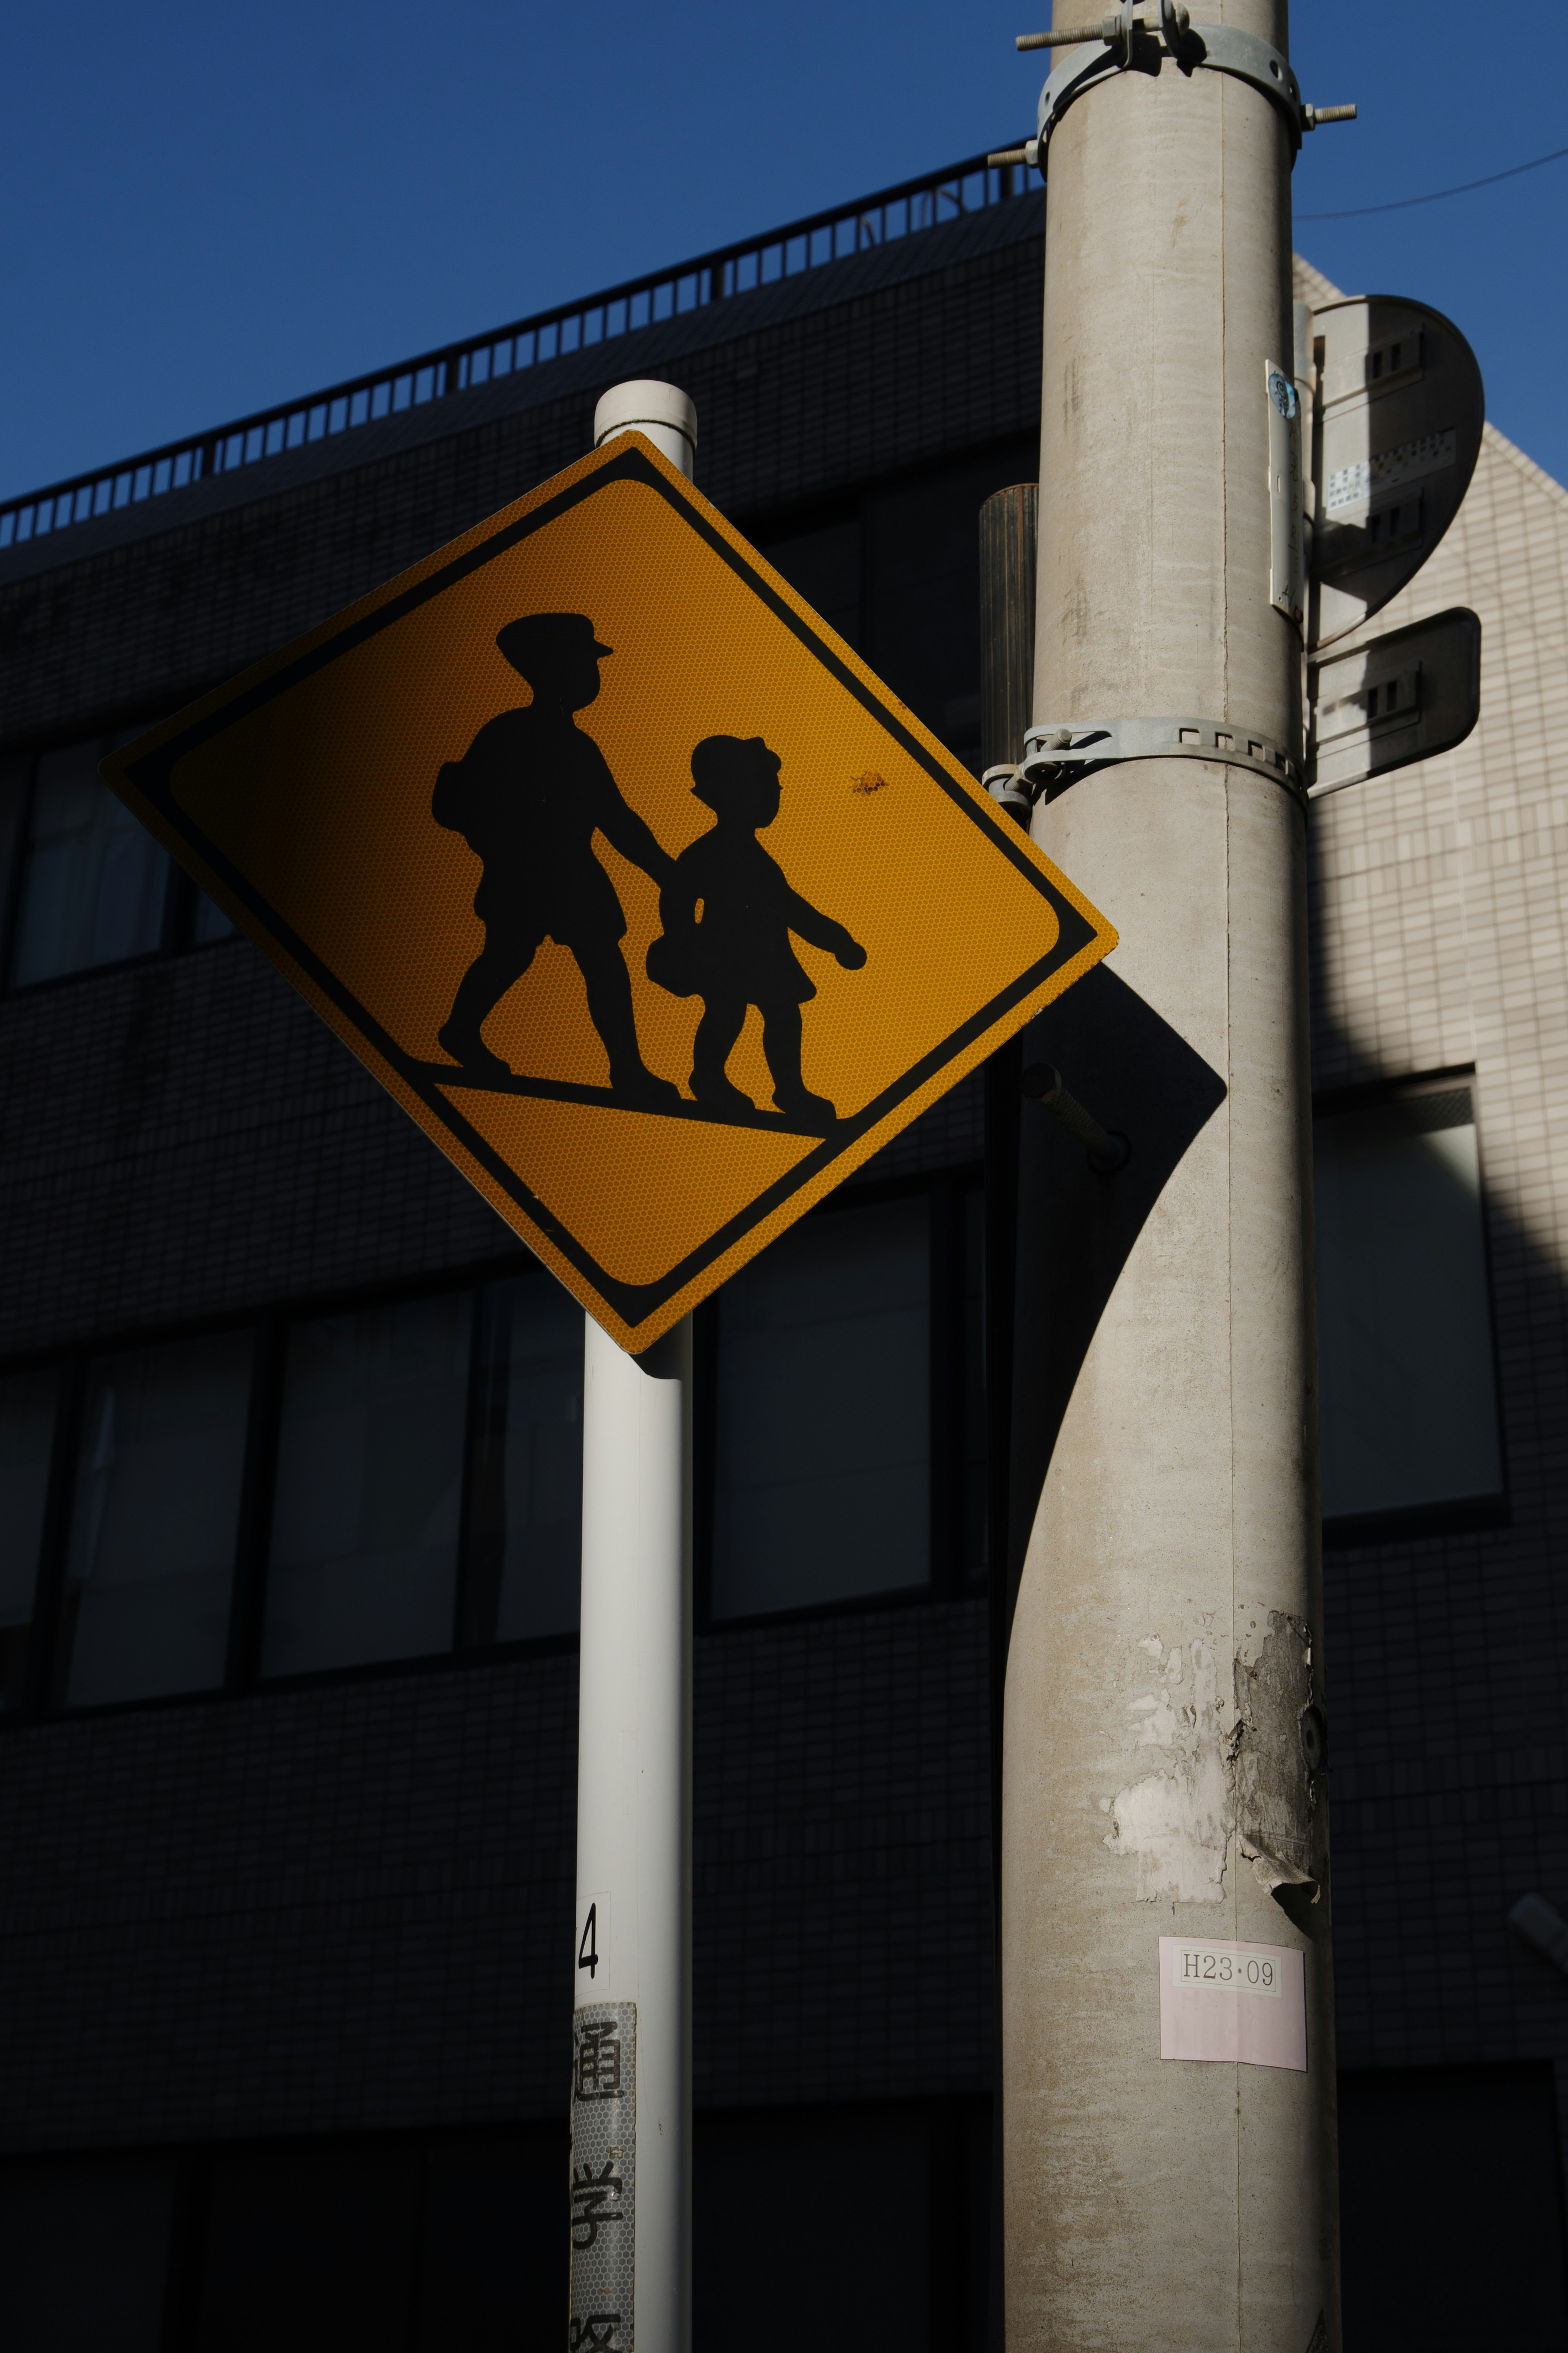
(0, 2152, 177, 2353)
(1314, 1082, 1503, 1527)
(1, 732, 239, 988)
(195, 2140, 423, 2352)
(7, 1173, 974, 1706)
(56, 1330, 252, 1707)
(8, 740, 169, 986)
(697, 2103, 932, 2347)
(0, 2109, 982, 2353)
(1339, 2064, 1568, 2351)
(416, 2130, 565, 2351)
(0, 1365, 57, 1711)
(464, 1269, 585, 1646)
(261, 1292, 473, 1677)
(709, 1188, 964, 1619)
(7, 1269, 586, 1714)
(695, 2100, 989, 2351)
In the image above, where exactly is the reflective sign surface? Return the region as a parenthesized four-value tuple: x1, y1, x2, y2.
(1311, 296, 1484, 649)
(1307, 606, 1481, 798)
(103, 434, 1116, 1349)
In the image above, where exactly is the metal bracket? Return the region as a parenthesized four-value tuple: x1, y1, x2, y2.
(1035, 17, 1320, 160)
(983, 762, 1035, 822)
(1020, 714, 1302, 798)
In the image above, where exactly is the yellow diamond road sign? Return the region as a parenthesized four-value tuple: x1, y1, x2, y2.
(103, 433, 1117, 1351)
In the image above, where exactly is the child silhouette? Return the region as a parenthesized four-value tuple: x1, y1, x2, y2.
(646, 734, 866, 1127)
(433, 612, 679, 1105)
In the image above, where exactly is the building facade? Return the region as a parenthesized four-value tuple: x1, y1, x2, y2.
(0, 165, 1564, 2349)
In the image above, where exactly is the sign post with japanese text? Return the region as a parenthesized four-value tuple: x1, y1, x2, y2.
(102, 387, 1116, 2353)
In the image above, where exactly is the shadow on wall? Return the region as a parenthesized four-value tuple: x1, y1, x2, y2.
(1300, 801, 1568, 2340)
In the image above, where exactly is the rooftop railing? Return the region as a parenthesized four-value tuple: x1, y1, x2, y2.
(1, 148, 1034, 555)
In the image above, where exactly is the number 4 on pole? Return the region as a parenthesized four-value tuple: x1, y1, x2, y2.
(577, 1894, 607, 1984)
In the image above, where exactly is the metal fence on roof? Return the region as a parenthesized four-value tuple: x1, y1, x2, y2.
(0, 150, 1034, 555)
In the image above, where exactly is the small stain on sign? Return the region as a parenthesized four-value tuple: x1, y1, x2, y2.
(851, 771, 889, 794)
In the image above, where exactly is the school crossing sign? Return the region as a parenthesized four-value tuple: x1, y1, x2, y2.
(102, 433, 1117, 1350)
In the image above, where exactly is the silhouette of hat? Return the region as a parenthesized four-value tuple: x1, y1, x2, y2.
(496, 613, 612, 675)
(690, 734, 782, 810)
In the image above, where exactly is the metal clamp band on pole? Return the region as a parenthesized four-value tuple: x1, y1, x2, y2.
(1020, 715, 1303, 799)
(1029, 12, 1353, 163)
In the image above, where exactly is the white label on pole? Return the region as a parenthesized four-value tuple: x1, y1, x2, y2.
(577, 1891, 610, 1991)
(1158, 1937, 1306, 2070)
(570, 2000, 636, 2351)
(1266, 362, 1304, 625)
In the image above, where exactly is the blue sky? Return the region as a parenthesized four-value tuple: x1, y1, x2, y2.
(3, 1, 1563, 502)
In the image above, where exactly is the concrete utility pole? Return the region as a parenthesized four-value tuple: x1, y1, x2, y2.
(1003, 6, 1339, 2348)
(570, 381, 697, 2353)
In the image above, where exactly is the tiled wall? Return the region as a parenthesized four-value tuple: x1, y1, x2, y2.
(1297, 255, 1568, 2076)
(0, 214, 1031, 2151)
(0, 1601, 990, 2152)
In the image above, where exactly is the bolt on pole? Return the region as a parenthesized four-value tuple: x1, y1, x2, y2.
(569, 379, 698, 2353)
(1003, 4, 1339, 2348)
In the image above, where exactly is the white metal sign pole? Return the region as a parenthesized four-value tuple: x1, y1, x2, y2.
(569, 381, 697, 2353)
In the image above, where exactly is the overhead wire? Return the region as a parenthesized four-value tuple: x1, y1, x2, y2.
(1296, 141, 1568, 221)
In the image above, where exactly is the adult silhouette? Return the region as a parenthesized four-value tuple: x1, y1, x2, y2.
(433, 613, 680, 1103)
(646, 734, 866, 1127)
